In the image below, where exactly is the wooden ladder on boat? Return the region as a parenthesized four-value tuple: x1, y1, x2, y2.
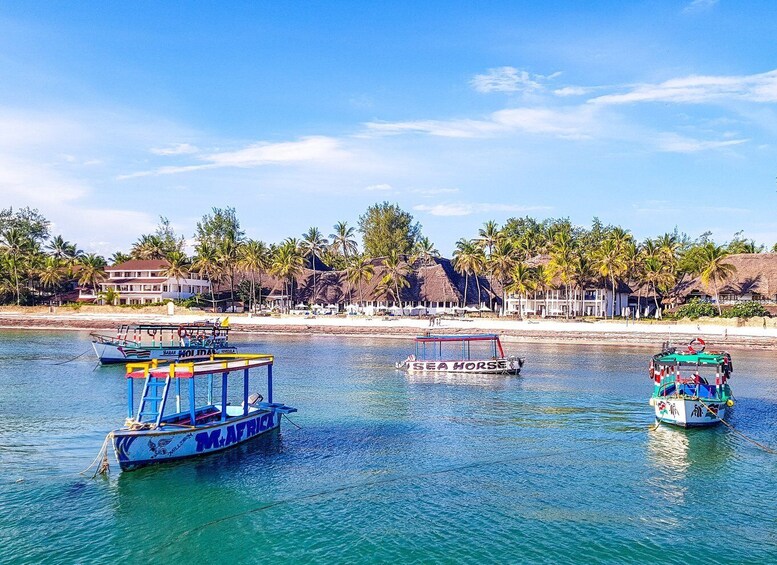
(136, 375, 171, 426)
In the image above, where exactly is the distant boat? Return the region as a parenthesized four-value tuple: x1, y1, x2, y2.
(91, 320, 237, 364)
(649, 338, 735, 427)
(395, 333, 524, 375)
(110, 353, 296, 470)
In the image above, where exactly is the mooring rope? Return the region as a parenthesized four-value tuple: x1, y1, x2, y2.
(283, 413, 302, 430)
(696, 398, 777, 455)
(51, 349, 91, 365)
(80, 433, 113, 477)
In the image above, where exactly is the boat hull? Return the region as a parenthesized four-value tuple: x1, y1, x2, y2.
(401, 357, 522, 375)
(112, 408, 281, 470)
(652, 396, 728, 427)
(92, 341, 237, 364)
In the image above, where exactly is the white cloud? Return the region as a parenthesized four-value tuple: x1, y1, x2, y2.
(364, 105, 597, 140)
(120, 136, 350, 178)
(554, 86, 597, 97)
(589, 69, 777, 105)
(365, 183, 393, 191)
(471, 67, 561, 94)
(150, 143, 200, 156)
(414, 202, 551, 217)
(683, 0, 718, 14)
(655, 133, 748, 153)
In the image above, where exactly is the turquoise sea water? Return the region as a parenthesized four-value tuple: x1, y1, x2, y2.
(0, 330, 775, 564)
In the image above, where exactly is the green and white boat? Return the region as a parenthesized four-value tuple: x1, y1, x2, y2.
(648, 338, 735, 427)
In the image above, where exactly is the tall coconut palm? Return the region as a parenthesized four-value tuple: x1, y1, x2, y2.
(592, 239, 627, 318)
(381, 250, 410, 309)
(329, 221, 358, 261)
(506, 263, 536, 318)
(477, 221, 502, 309)
(131, 234, 166, 260)
(488, 239, 517, 316)
(162, 250, 192, 301)
(411, 236, 440, 266)
(38, 256, 66, 297)
(0, 227, 32, 305)
(452, 238, 476, 307)
(533, 264, 554, 317)
(346, 254, 375, 306)
(270, 240, 304, 312)
(642, 257, 675, 316)
(699, 243, 737, 315)
(238, 240, 270, 312)
(77, 254, 107, 297)
(192, 242, 221, 311)
(548, 234, 576, 318)
(301, 227, 328, 306)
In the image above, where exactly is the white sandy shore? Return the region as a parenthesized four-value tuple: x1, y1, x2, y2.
(1, 309, 776, 349)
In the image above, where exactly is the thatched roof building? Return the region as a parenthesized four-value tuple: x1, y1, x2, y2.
(668, 253, 777, 305)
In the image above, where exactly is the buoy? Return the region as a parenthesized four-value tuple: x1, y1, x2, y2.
(649, 397, 656, 406)
(726, 399, 735, 407)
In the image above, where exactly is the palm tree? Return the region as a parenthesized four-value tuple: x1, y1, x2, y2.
(270, 240, 304, 312)
(488, 239, 517, 315)
(0, 227, 32, 305)
(38, 256, 66, 296)
(477, 221, 502, 309)
(301, 227, 328, 306)
(131, 234, 166, 260)
(346, 254, 375, 306)
(642, 257, 675, 317)
(548, 233, 576, 318)
(699, 243, 737, 315)
(77, 254, 107, 297)
(533, 264, 554, 317)
(238, 240, 270, 312)
(192, 242, 222, 311)
(411, 236, 440, 266)
(97, 287, 121, 306)
(110, 251, 131, 265)
(453, 239, 476, 307)
(329, 221, 358, 261)
(506, 263, 536, 318)
(162, 250, 192, 301)
(381, 250, 410, 309)
(592, 239, 627, 318)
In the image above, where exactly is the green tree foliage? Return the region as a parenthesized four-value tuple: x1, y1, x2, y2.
(721, 301, 769, 318)
(358, 202, 421, 258)
(674, 298, 717, 319)
(195, 208, 244, 309)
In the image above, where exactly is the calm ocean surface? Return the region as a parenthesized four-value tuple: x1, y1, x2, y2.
(0, 330, 775, 564)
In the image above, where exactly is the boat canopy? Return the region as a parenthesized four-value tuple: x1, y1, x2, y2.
(412, 333, 505, 360)
(652, 350, 732, 371)
(126, 354, 273, 379)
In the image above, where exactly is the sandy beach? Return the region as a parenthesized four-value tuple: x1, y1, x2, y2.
(1, 307, 776, 349)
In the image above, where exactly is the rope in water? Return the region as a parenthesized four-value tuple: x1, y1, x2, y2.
(283, 413, 302, 430)
(80, 433, 113, 477)
(51, 349, 91, 365)
(696, 398, 777, 455)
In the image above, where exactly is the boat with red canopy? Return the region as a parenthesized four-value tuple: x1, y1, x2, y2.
(395, 333, 524, 375)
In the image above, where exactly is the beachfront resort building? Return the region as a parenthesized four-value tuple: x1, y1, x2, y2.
(79, 259, 211, 305)
(504, 284, 632, 318)
(667, 253, 777, 309)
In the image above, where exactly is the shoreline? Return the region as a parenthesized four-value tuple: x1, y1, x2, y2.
(1, 310, 776, 350)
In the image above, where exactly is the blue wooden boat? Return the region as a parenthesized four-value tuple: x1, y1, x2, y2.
(110, 354, 296, 471)
(395, 333, 524, 375)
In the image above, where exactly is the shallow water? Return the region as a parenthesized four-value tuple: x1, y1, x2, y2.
(0, 331, 775, 564)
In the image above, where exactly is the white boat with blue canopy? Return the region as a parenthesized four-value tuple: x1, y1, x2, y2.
(110, 353, 296, 471)
(90, 320, 237, 364)
(395, 333, 524, 375)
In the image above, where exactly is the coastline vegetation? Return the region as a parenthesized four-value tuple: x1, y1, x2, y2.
(0, 203, 772, 317)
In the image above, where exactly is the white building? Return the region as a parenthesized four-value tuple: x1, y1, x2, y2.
(505, 284, 631, 318)
(81, 259, 210, 305)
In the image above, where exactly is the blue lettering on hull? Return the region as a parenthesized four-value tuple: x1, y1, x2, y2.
(195, 412, 275, 453)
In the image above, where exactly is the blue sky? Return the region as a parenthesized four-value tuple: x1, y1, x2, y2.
(2, 0, 777, 256)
